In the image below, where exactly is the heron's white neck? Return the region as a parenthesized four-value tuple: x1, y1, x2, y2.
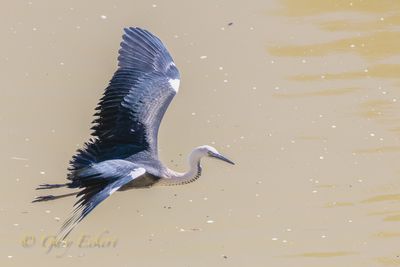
(159, 148, 203, 186)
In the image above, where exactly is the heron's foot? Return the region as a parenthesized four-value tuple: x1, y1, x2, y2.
(32, 195, 56, 202)
(36, 183, 66, 190)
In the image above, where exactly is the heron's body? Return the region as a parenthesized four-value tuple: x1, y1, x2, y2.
(34, 27, 233, 240)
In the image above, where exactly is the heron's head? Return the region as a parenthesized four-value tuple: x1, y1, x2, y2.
(194, 145, 235, 165)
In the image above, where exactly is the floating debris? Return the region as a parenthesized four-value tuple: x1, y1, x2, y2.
(11, 157, 28, 161)
(180, 228, 202, 232)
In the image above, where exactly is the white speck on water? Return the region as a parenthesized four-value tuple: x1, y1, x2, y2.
(218, 66, 223, 70)
(252, 86, 257, 90)
(370, 133, 375, 137)
(40, 171, 45, 175)
(100, 15, 107, 19)
(32, 27, 37, 31)
(191, 112, 196, 116)
(25, 138, 30, 142)
(270, 60, 275, 64)
(319, 156, 324, 160)
(286, 228, 292, 232)
(206, 220, 214, 224)
(7, 256, 12, 259)
(189, 199, 193, 203)
(200, 55, 207, 59)
(54, 217, 60, 221)
(45, 210, 51, 214)
(152, 4, 157, 8)
(11, 157, 28, 161)
(331, 125, 337, 128)
(59, 62, 65, 66)
(348, 219, 353, 223)
(282, 239, 288, 243)
(380, 17, 385, 21)
(301, 59, 306, 63)
(312, 190, 318, 193)
(271, 237, 278, 241)
(13, 223, 19, 226)
(364, 69, 369, 73)
(321, 235, 327, 238)
(16, 178, 20, 182)
(350, 44, 355, 48)
(393, 98, 397, 102)
(203, 197, 208, 201)
(274, 86, 280, 90)
(223, 79, 228, 83)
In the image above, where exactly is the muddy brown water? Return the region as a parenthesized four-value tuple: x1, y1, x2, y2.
(1, 1, 400, 266)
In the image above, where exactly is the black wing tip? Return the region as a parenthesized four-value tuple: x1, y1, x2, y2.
(118, 26, 173, 70)
(123, 26, 150, 35)
(121, 26, 163, 49)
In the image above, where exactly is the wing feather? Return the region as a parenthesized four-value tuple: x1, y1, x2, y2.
(69, 27, 180, 173)
(59, 166, 146, 241)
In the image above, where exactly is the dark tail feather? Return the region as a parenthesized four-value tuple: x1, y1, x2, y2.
(36, 183, 68, 190)
(32, 192, 78, 203)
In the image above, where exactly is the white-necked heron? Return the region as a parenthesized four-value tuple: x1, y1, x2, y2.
(34, 27, 234, 240)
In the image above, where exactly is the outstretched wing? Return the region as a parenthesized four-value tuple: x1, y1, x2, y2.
(69, 27, 180, 172)
(59, 163, 146, 240)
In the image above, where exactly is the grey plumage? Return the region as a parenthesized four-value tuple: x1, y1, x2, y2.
(34, 27, 234, 240)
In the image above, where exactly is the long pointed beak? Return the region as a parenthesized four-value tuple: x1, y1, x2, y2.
(210, 153, 235, 165)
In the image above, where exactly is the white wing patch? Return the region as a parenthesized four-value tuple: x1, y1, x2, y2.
(168, 79, 180, 93)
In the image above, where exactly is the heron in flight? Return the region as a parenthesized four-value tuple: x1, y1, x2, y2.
(33, 27, 234, 240)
